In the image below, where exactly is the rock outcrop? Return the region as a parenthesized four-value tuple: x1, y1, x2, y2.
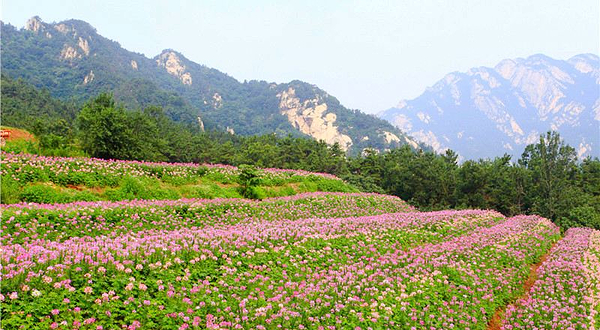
(155, 50, 193, 85)
(380, 54, 600, 159)
(78, 37, 90, 56)
(83, 70, 95, 84)
(60, 45, 80, 60)
(54, 23, 71, 34)
(212, 93, 222, 109)
(3, 16, 420, 155)
(277, 87, 353, 151)
(24, 16, 43, 32)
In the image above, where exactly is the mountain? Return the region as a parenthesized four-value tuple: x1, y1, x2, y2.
(379, 54, 600, 160)
(0, 16, 422, 154)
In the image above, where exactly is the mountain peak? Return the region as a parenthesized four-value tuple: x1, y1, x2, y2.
(2, 16, 421, 155)
(24, 16, 45, 32)
(525, 53, 554, 62)
(379, 53, 599, 160)
(155, 50, 193, 85)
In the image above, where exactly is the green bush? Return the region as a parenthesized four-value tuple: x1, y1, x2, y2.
(315, 178, 357, 193)
(2, 140, 39, 154)
(205, 172, 235, 184)
(238, 165, 262, 199)
(71, 190, 101, 202)
(20, 184, 62, 204)
(241, 186, 266, 200)
(558, 206, 600, 230)
(1, 176, 21, 204)
(278, 186, 297, 196)
(147, 187, 181, 200)
(120, 176, 147, 198)
(161, 174, 198, 186)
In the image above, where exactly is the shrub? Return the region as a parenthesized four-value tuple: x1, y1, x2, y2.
(238, 165, 262, 199)
(1, 176, 20, 204)
(20, 184, 62, 203)
(558, 206, 600, 230)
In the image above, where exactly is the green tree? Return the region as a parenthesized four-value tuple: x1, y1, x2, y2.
(126, 106, 169, 162)
(238, 164, 263, 199)
(519, 131, 579, 220)
(76, 93, 134, 159)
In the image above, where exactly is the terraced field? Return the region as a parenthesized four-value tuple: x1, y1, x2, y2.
(1, 154, 599, 329)
(0, 152, 354, 204)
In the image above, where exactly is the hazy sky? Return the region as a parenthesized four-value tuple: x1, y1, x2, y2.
(2, 0, 599, 114)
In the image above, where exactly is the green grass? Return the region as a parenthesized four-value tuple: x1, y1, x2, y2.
(1, 167, 358, 204)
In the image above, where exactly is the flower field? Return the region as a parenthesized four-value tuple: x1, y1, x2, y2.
(1, 155, 599, 329)
(0, 153, 356, 204)
(0, 152, 339, 187)
(501, 227, 600, 329)
(2, 190, 573, 329)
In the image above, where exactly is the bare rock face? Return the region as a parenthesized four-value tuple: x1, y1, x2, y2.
(197, 116, 205, 132)
(212, 93, 222, 109)
(60, 45, 80, 60)
(78, 37, 90, 56)
(277, 87, 353, 151)
(25, 16, 44, 32)
(130, 60, 138, 70)
(54, 23, 71, 34)
(380, 54, 600, 159)
(83, 70, 95, 84)
(155, 51, 193, 85)
(382, 131, 400, 144)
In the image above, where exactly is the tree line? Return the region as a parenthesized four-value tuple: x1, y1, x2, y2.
(4, 91, 599, 230)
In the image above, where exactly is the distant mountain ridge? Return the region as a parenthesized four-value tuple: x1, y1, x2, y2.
(1, 16, 422, 154)
(379, 53, 600, 159)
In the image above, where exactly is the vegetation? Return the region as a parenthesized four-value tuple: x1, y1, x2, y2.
(3, 17, 599, 330)
(1, 78, 599, 230)
(1, 21, 417, 154)
(0, 153, 356, 205)
(6, 194, 595, 329)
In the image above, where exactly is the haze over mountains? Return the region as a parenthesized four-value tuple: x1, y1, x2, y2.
(379, 53, 600, 160)
(2, 16, 598, 160)
(0, 16, 421, 155)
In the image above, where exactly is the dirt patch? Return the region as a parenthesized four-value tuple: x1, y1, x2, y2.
(486, 242, 557, 330)
(1, 127, 36, 142)
(66, 184, 84, 191)
(214, 182, 239, 188)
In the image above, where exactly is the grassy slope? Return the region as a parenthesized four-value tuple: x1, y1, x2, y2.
(1, 152, 358, 204)
(1, 126, 38, 153)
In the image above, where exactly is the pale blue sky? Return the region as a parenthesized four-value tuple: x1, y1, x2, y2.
(2, 0, 599, 113)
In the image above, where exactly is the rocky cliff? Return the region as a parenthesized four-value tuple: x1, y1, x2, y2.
(2, 16, 421, 154)
(379, 54, 599, 159)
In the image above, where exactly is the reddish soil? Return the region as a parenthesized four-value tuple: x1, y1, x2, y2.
(1, 127, 36, 142)
(486, 243, 557, 330)
(66, 184, 84, 191)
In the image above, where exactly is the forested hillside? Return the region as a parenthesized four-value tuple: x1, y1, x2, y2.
(2, 77, 599, 230)
(1, 17, 422, 154)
